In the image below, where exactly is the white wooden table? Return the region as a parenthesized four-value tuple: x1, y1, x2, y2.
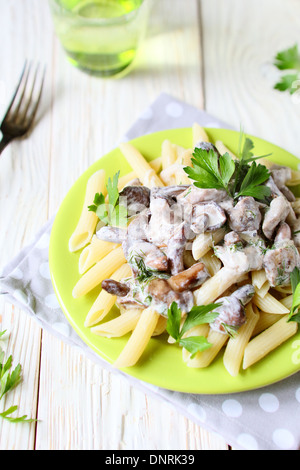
(1, 0, 300, 451)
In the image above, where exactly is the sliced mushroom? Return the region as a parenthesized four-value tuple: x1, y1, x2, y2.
(126, 240, 169, 273)
(263, 224, 300, 287)
(214, 239, 264, 273)
(262, 195, 291, 239)
(127, 210, 150, 241)
(146, 279, 194, 316)
(270, 164, 292, 189)
(167, 262, 210, 292)
(190, 202, 226, 233)
(151, 185, 189, 204)
(101, 279, 130, 297)
(96, 225, 127, 243)
(231, 284, 255, 306)
(228, 197, 262, 232)
(119, 185, 150, 216)
(167, 222, 188, 275)
(177, 185, 228, 205)
(210, 288, 251, 335)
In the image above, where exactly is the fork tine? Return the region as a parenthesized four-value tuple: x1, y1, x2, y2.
(19, 63, 40, 124)
(25, 65, 46, 127)
(4, 61, 29, 121)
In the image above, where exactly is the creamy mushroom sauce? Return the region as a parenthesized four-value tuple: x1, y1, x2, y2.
(97, 162, 300, 336)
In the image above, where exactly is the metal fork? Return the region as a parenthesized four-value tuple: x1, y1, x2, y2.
(0, 61, 45, 155)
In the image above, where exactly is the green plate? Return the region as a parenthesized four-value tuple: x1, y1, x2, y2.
(49, 128, 300, 394)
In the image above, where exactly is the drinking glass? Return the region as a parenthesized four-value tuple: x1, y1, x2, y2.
(48, 0, 152, 77)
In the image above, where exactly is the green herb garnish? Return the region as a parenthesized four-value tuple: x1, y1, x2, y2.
(184, 132, 272, 201)
(88, 171, 128, 228)
(0, 333, 36, 423)
(166, 302, 221, 358)
(287, 267, 300, 323)
(274, 44, 300, 94)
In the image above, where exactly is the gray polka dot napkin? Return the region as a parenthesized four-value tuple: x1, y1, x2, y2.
(1, 92, 300, 451)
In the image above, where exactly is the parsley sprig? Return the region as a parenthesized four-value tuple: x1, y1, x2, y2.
(274, 44, 300, 94)
(166, 302, 221, 358)
(0, 331, 36, 423)
(184, 132, 272, 201)
(88, 171, 128, 228)
(287, 267, 300, 323)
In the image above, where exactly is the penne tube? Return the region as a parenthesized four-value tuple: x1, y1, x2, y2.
(243, 315, 298, 370)
(192, 228, 226, 260)
(90, 309, 142, 337)
(252, 269, 267, 290)
(254, 280, 270, 299)
(214, 141, 238, 160)
(192, 122, 210, 146)
(252, 292, 290, 314)
(252, 312, 281, 337)
(119, 142, 164, 188)
(72, 246, 126, 298)
(200, 250, 222, 277)
(287, 170, 300, 186)
(223, 303, 259, 377)
(69, 170, 106, 252)
(186, 328, 228, 368)
(84, 263, 132, 327)
(194, 267, 244, 306)
(280, 294, 294, 310)
(161, 140, 177, 170)
(79, 235, 120, 274)
(152, 315, 167, 336)
(114, 307, 160, 368)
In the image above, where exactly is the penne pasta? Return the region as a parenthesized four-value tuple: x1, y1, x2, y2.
(192, 122, 210, 146)
(91, 308, 142, 337)
(72, 246, 126, 298)
(69, 169, 106, 252)
(243, 315, 298, 370)
(252, 292, 290, 314)
(254, 280, 270, 298)
(192, 228, 226, 260)
(223, 303, 259, 376)
(186, 328, 228, 368)
(161, 140, 177, 170)
(252, 311, 281, 337)
(114, 307, 160, 368)
(214, 141, 238, 160)
(79, 235, 119, 274)
(252, 269, 267, 290)
(194, 267, 245, 306)
(200, 250, 222, 277)
(119, 142, 164, 188)
(84, 263, 132, 327)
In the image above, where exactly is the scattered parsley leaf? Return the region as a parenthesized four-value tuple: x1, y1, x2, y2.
(166, 302, 222, 358)
(274, 74, 299, 94)
(288, 267, 300, 323)
(274, 44, 300, 71)
(274, 44, 300, 94)
(88, 171, 128, 227)
(0, 332, 37, 423)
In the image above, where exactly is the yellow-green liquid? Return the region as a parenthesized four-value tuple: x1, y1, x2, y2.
(51, 0, 146, 76)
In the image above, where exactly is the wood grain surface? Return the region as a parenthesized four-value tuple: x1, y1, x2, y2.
(0, 0, 299, 450)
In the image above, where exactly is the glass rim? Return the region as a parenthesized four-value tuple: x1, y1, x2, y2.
(48, 0, 148, 25)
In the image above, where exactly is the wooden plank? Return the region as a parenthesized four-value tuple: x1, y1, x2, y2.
(201, 0, 300, 159)
(0, 0, 54, 449)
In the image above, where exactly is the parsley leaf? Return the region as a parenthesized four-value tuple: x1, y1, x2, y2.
(184, 148, 234, 196)
(184, 132, 271, 202)
(0, 333, 37, 423)
(288, 267, 300, 323)
(236, 162, 271, 199)
(88, 171, 128, 228)
(166, 302, 221, 358)
(274, 44, 300, 94)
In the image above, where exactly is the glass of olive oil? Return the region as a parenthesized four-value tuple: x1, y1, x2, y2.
(48, 0, 151, 77)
